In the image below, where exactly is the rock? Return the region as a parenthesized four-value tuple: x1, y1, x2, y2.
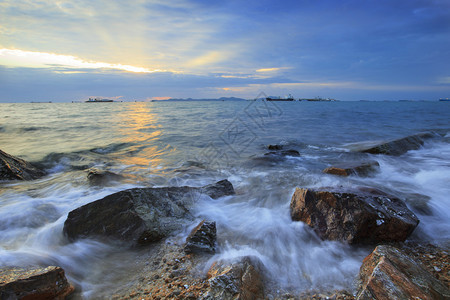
(0, 149, 46, 181)
(267, 144, 283, 150)
(357, 245, 450, 299)
(63, 180, 234, 246)
(323, 161, 380, 177)
(360, 132, 435, 156)
(403, 193, 433, 216)
(280, 150, 300, 157)
(264, 149, 300, 157)
(0, 266, 74, 300)
(290, 188, 419, 244)
(202, 256, 264, 300)
(184, 220, 216, 254)
(87, 168, 124, 186)
(201, 179, 235, 199)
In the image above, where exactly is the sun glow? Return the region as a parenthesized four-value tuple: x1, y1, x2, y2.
(0, 49, 164, 73)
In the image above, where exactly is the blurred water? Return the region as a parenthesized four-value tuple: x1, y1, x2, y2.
(0, 101, 449, 297)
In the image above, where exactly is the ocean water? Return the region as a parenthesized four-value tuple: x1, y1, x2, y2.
(0, 101, 449, 297)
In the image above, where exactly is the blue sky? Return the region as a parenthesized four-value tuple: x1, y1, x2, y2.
(1, 0, 449, 102)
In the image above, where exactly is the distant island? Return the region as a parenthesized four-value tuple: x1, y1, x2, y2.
(152, 97, 246, 102)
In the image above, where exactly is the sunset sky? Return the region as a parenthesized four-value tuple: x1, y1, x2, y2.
(1, 0, 449, 102)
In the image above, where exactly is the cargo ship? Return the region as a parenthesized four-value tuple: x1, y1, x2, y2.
(266, 94, 294, 101)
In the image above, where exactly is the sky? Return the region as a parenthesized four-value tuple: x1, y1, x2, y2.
(0, 0, 449, 102)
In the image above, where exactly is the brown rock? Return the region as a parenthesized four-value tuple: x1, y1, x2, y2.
(357, 245, 450, 299)
(0, 149, 46, 181)
(323, 161, 380, 177)
(290, 188, 419, 244)
(184, 220, 216, 254)
(202, 256, 264, 300)
(0, 266, 74, 300)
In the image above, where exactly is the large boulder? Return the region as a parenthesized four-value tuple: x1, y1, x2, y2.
(0, 266, 74, 300)
(202, 256, 264, 300)
(290, 188, 419, 244)
(360, 132, 435, 156)
(357, 245, 450, 299)
(0, 149, 46, 181)
(184, 220, 216, 254)
(63, 180, 234, 246)
(323, 161, 380, 177)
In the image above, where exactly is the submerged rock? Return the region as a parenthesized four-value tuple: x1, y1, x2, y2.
(323, 161, 380, 177)
(0, 266, 74, 300)
(290, 188, 419, 244)
(360, 132, 435, 156)
(184, 220, 216, 254)
(0, 149, 46, 181)
(63, 180, 234, 246)
(357, 245, 450, 299)
(202, 256, 264, 300)
(264, 149, 300, 157)
(87, 168, 124, 186)
(267, 144, 283, 150)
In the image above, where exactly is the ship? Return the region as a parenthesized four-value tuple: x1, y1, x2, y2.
(301, 97, 336, 102)
(266, 94, 294, 101)
(86, 98, 114, 103)
(439, 98, 450, 102)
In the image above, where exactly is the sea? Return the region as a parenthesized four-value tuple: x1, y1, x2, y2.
(0, 100, 449, 297)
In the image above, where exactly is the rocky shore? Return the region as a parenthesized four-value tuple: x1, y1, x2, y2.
(1, 132, 449, 299)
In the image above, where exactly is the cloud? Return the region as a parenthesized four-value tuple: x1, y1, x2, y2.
(1, 0, 450, 101)
(256, 67, 291, 73)
(0, 49, 168, 73)
(436, 76, 450, 85)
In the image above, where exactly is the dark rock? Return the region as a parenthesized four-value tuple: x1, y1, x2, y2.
(290, 188, 419, 244)
(0, 266, 74, 300)
(360, 132, 435, 156)
(201, 179, 235, 199)
(323, 161, 380, 177)
(184, 220, 216, 254)
(357, 245, 450, 299)
(87, 168, 124, 186)
(202, 256, 264, 300)
(267, 144, 283, 150)
(281, 149, 300, 157)
(63, 180, 234, 246)
(404, 193, 433, 216)
(264, 149, 300, 157)
(0, 149, 46, 181)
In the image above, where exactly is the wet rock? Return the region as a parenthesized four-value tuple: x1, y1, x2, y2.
(360, 132, 435, 156)
(323, 161, 380, 177)
(202, 256, 264, 300)
(290, 188, 419, 244)
(0, 266, 74, 300)
(184, 220, 216, 254)
(63, 180, 234, 246)
(0, 149, 46, 181)
(280, 150, 300, 157)
(357, 245, 450, 299)
(201, 179, 235, 199)
(267, 144, 283, 150)
(264, 149, 300, 157)
(87, 168, 124, 186)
